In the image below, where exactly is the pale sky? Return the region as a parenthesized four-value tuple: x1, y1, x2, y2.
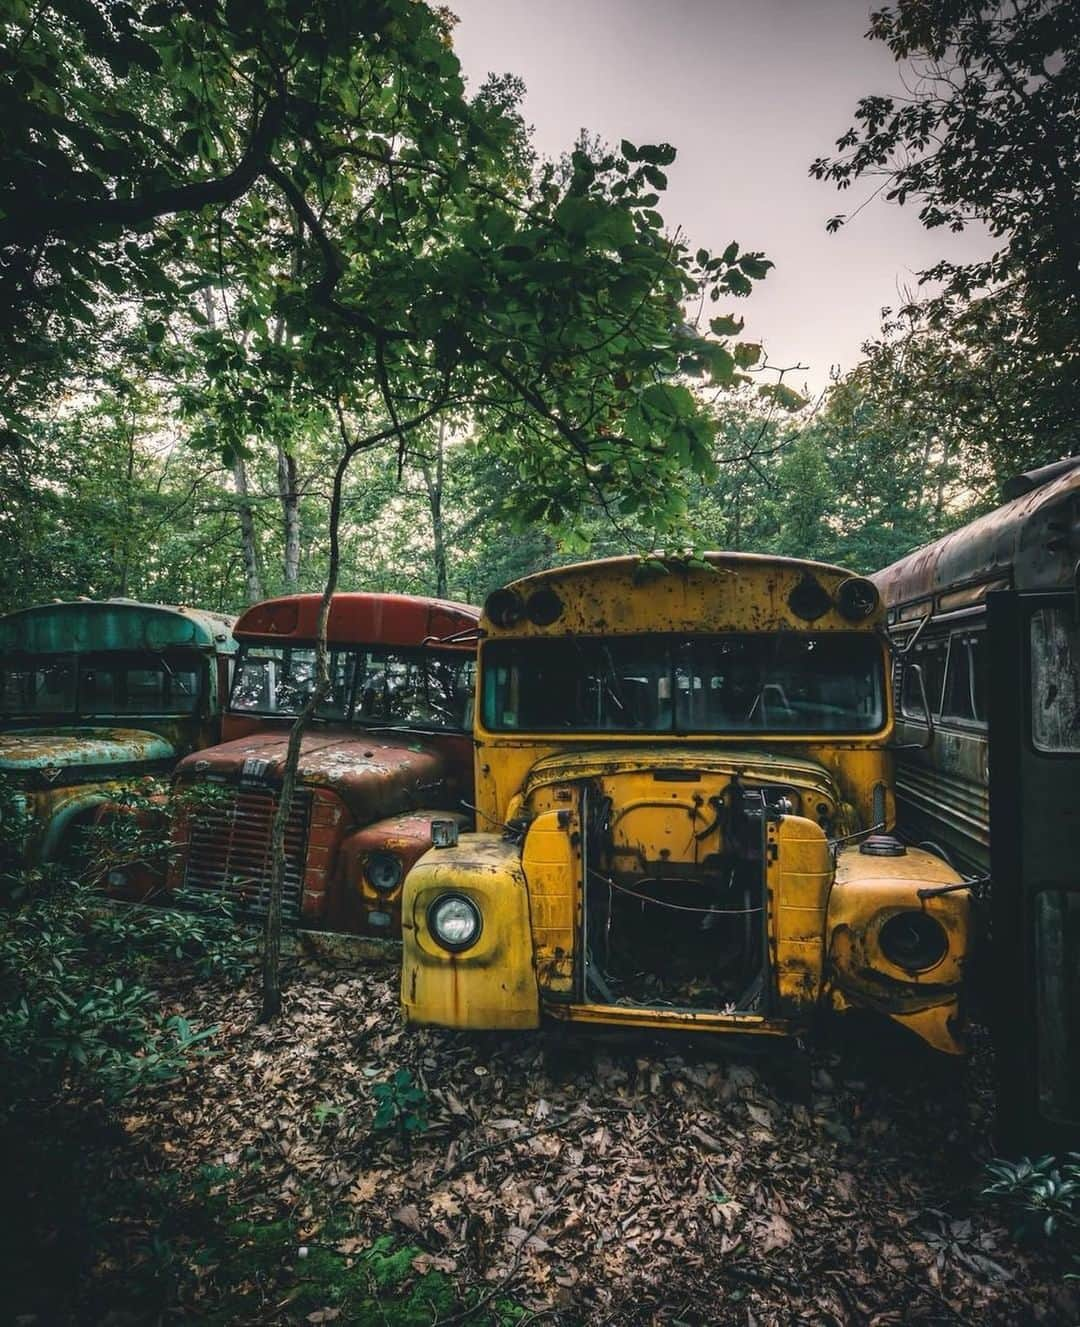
(450, 0, 993, 393)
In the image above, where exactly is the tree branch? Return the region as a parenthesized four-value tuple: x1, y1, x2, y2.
(0, 97, 286, 246)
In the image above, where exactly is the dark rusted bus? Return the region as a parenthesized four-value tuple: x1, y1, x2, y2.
(165, 593, 478, 936)
(0, 599, 237, 863)
(873, 457, 1080, 1151)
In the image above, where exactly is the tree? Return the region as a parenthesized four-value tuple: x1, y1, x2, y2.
(812, 0, 1080, 470)
(2, 1, 786, 1018)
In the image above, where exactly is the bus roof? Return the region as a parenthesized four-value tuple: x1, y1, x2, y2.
(0, 598, 237, 655)
(508, 551, 857, 591)
(234, 593, 479, 648)
(487, 551, 876, 636)
(873, 457, 1080, 611)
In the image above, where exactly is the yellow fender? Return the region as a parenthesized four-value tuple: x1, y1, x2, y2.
(826, 845, 972, 1054)
(401, 832, 540, 1030)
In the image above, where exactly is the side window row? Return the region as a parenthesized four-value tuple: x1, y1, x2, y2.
(900, 627, 987, 726)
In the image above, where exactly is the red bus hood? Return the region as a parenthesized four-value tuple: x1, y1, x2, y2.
(177, 729, 451, 820)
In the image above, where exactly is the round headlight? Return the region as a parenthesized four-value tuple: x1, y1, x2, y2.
(364, 851, 404, 893)
(878, 910, 948, 973)
(428, 893, 482, 951)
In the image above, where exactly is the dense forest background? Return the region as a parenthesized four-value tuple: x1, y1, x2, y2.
(1, 0, 1076, 613)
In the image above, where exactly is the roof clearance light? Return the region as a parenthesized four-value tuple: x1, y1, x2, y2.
(526, 588, 563, 626)
(787, 572, 833, 622)
(484, 588, 525, 628)
(836, 577, 880, 621)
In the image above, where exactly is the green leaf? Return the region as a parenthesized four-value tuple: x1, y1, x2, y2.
(700, 342, 735, 383)
(709, 314, 744, 337)
(637, 143, 677, 167)
(738, 255, 774, 280)
(632, 558, 670, 584)
(758, 382, 809, 411)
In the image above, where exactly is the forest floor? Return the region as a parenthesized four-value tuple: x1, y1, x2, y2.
(6, 952, 1075, 1326)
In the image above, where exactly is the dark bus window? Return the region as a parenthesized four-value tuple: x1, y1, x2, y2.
(901, 636, 947, 720)
(1031, 607, 1080, 752)
(0, 659, 76, 715)
(941, 632, 986, 726)
(230, 644, 473, 730)
(80, 666, 118, 712)
(970, 631, 987, 721)
(483, 633, 885, 735)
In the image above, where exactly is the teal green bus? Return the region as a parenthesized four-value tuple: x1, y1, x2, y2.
(0, 599, 236, 864)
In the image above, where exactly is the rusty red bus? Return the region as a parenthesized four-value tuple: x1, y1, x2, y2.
(163, 593, 478, 936)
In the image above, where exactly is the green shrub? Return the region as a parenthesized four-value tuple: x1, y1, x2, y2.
(983, 1153, 1080, 1274)
(0, 872, 250, 1110)
(371, 1068, 430, 1151)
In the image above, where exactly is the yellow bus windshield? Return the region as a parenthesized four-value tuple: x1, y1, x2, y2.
(481, 632, 884, 735)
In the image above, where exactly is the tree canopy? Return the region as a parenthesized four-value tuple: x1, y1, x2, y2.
(813, 0, 1080, 473)
(1, 0, 780, 544)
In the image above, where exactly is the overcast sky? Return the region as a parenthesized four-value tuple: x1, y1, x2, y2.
(450, 0, 992, 393)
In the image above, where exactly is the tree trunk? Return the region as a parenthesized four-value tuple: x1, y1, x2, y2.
(116, 417, 137, 596)
(420, 419, 448, 597)
(259, 395, 451, 1023)
(232, 452, 264, 604)
(259, 449, 348, 1022)
(278, 445, 301, 590)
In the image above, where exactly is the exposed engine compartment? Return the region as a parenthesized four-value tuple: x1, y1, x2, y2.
(573, 765, 839, 1013)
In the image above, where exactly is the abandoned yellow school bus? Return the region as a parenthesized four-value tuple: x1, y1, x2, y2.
(400, 554, 974, 1053)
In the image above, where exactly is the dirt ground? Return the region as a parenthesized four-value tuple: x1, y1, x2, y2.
(90, 954, 1072, 1326)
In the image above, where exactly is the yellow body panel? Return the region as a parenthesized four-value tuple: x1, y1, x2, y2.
(400, 833, 540, 1029)
(521, 809, 578, 992)
(827, 845, 969, 1054)
(401, 553, 975, 1053)
(766, 815, 832, 1009)
(546, 1003, 791, 1036)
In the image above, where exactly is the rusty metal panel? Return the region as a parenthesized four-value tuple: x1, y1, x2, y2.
(521, 809, 577, 993)
(401, 833, 540, 1030)
(872, 462, 1080, 610)
(827, 845, 971, 1054)
(0, 599, 236, 655)
(486, 552, 880, 639)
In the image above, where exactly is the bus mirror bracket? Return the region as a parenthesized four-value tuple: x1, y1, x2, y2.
(882, 612, 930, 658)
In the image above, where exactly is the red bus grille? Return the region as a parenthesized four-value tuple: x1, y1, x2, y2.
(182, 786, 311, 922)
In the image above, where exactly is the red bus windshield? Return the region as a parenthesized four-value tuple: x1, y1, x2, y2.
(230, 643, 474, 731)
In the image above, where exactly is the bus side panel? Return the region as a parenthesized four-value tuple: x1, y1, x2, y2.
(988, 589, 1080, 1153)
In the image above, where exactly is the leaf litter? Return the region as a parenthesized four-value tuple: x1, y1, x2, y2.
(116, 956, 1075, 1325)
